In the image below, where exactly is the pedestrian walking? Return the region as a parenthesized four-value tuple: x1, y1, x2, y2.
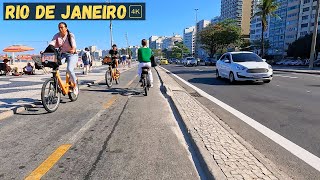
(82, 47, 91, 75)
(122, 55, 127, 67)
(127, 54, 132, 68)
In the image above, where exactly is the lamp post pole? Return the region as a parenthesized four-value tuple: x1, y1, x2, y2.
(108, 0, 113, 47)
(194, 8, 199, 58)
(309, 0, 320, 69)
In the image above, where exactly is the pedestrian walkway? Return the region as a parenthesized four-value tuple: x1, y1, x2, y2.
(0, 63, 138, 120)
(157, 66, 292, 180)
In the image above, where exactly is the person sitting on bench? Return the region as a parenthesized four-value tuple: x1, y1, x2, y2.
(0, 59, 12, 75)
(23, 62, 34, 75)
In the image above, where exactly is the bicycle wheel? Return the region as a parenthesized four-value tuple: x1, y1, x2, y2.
(41, 78, 61, 113)
(68, 80, 79, 101)
(143, 78, 148, 96)
(105, 69, 113, 88)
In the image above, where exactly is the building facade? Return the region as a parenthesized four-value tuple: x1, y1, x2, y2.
(249, 0, 320, 56)
(220, 0, 252, 35)
(162, 35, 183, 50)
(195, 20, 211, 59)
(183, 26, 196, 56)
(149, 36, 159, 49)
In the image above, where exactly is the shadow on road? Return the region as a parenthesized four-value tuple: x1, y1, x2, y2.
(83, 87, 146, 97)
(188, 77, 265, 86)
(167, 69, 214, 75)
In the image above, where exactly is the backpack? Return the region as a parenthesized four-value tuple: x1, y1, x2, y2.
(82, 52, 88, 61)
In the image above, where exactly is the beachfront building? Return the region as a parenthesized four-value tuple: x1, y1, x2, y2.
(183, 26, 196, 56)
(195, 20, 210, 59)
(220, 0, 252, 36)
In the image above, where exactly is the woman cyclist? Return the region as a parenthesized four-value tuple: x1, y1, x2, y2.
(49, 22, 79, 95)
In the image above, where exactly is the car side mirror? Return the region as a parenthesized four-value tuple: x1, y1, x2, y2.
(262, 59, 266, 62)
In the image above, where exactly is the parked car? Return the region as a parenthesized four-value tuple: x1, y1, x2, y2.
(205, 57, 217, 66)
(216, 51, 273, 83)
(198, 58, 206, 66)
(159, 58, 169, 65)
(183, 57, 197, 66)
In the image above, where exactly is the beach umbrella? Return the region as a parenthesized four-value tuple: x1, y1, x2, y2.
(3, 45, 34, 64)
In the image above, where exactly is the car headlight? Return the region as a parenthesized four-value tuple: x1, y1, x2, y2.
(235, 65, 247, 71)
(268, 65, 272, 69)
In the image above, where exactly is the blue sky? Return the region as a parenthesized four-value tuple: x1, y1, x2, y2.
(0, 0, 220, 55)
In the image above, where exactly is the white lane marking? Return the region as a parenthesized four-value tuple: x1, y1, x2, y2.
(161, 67, 320, 172)
(274, 74, 298, 79)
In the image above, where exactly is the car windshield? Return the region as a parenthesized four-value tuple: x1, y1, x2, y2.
(232, 53, 263, 62)
(187, 58, 195, 60)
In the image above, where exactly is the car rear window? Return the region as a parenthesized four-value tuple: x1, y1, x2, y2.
(232, 53, 263, 62)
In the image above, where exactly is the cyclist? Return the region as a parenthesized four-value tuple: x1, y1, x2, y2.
(138, 39, 153, 87)
(109, 44, 119, 73)
(49, 22, 78, 95)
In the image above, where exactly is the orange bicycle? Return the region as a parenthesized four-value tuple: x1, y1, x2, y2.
(104, 57, 120, 88)
(34, 53, 79, 113)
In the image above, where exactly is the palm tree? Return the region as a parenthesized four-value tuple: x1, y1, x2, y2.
(255, 0, 279, 58)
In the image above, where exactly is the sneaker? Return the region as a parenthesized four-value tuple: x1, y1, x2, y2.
(73, 86, 79, 96)
(150, 83, 154, 88)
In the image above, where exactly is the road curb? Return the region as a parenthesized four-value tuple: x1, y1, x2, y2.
(155, 66, 227, 180)
(0, 65, 137, 121)
(273, 69, 320, 75)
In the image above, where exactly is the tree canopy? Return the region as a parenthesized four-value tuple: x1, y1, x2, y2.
(287, 34, 320, 59)
(197, 19, 241, 57)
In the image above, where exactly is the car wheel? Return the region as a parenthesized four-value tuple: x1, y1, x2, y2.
(263, 80, 271, 83)
(229, 72, 236, 84)
(216, 69, 221, 79)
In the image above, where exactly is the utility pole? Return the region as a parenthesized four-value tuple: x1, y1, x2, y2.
(194, 8, 199, 58)
(108, 0, 113, 48)
(309, 0, 320, 69)
(125, 32, 129, 55)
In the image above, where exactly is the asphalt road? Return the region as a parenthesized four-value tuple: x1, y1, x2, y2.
(0, 67, 200, 180)
(163, 64, 320, 179)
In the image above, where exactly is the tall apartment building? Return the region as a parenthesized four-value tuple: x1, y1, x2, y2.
(297, 0, 320, 39)
(250, 0, 319, 56)
(211, 16, 221, 25)
(162, 35, 183, 50)
(149, 36, 159, 49)
(220, 0, 252, 35)
(250, 0, 289, 56)
(195, 20, 210, 58)
(183, 26, 196, 55)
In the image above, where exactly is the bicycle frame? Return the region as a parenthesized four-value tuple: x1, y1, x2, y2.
(52, 70, 73, 95)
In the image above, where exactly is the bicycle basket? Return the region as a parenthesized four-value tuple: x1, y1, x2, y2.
(41, 53, 60, 69)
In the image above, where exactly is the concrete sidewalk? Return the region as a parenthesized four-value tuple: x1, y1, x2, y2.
(156, 66, 292, 180)
(0, 63, 138, 120)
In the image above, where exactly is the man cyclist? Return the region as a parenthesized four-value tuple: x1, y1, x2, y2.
(138, 39, 153, 87)
(109, 44, 119, 72)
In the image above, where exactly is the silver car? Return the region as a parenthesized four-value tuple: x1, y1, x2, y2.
(184, 57, 197, 66)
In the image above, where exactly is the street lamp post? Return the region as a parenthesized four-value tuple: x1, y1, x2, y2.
(108, 0, 113, 47)
(194, 8, 199, 58)
(309, 0, 320, 69)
